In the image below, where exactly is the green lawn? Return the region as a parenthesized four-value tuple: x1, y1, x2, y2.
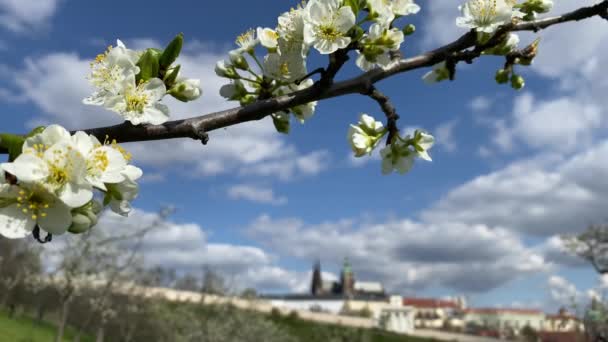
(270, 313, 437, 342)
(0, 311, 91, 342)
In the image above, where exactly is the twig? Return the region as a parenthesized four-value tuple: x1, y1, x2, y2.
(363, 86, 400, 146)
(0, 1, 606, 154)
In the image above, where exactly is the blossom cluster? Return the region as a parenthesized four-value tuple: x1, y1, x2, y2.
(348, 114, 435, 174)
(83, 34, 202, 126)
(215, 0, 420, 133)
(216, 0, 551, 173)
(426, 0, 553, 87)
(0, 125, 142, 239)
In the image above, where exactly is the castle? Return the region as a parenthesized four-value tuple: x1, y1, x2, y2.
(310, 258, 385, 298)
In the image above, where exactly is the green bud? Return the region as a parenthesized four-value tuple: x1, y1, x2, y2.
(163, 64, 181, 87)
(136, 49, 161, 84)
(239, 94, 257, 106)
(85, 211, 98, 226)
(495, 69, 510, 84)
(511, 74, 525, 90)
(352, 26, 365, 41)
(26, 126, 46, 139)
(403, 24, 416, 36)
(271, 113, 290, 134)
(68, 214, 92, 234)
(160, 33, 183, 70)
(229, 51, 249, 71)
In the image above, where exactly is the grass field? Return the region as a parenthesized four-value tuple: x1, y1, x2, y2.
(0, 308, 433, 342)
(0, 311, 92, 342)
(270, 313, 437, 342)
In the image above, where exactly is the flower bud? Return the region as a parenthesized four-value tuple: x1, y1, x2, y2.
(168, 78, 202, 102)
(272, 112, 290, 134)
(511, 74, 525, 90)
(229, 50, 250, 71)
(220, 80, 247, 100)
(495, 69, 510, 84)
(68, 214, 92, 234)
(215, 61, 239, 79)
(403, 24, 416, 36)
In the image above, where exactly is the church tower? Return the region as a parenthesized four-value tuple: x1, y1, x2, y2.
(311, 260, 323, 296)
(340, 258, 355, 297)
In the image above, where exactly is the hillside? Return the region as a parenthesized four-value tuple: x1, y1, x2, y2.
(0, 311, 92, 342)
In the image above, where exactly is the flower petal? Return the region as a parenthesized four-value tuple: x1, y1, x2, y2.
(0, 205, 35, 239)
(37, 202, 72, 235)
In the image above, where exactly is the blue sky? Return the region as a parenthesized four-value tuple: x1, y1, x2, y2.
(1, 0, 607, 312)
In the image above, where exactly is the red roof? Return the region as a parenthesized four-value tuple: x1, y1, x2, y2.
(402, 298, 460, 309)
(465, 308, 543, 315)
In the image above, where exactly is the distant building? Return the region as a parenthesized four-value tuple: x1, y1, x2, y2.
(464, 308, 545, 336)
(309, 258, 384, 298)
(543, 307, 584, 333)
(265, 259, 414, 334)
(402, 297, 465, 329)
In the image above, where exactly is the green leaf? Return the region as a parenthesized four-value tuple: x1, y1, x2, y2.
(160, 33, 184, 70)
(0, 133, 25, 162)
(271, 113, 290, 134)
(26, 126, 46, 139)
(136, 49, 161, 84)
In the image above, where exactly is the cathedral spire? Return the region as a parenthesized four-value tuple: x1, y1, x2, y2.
(311, 259, 323, 296)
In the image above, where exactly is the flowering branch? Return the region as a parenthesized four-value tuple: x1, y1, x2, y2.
(0, 1, 606, 155)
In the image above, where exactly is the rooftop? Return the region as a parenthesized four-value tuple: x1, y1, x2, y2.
(465, 308, 543, 315)
(402, 298, 461, 309)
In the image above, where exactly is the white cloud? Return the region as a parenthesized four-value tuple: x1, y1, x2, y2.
(547, 275, 581, 307)
(535, 236, 587, 268)
(227, 184, 287, 206)
(470, 96, 493, 113)
(422, 140, 608, 236)
(247, 215, 548, 293)
(10, 43, 330, 180)
(93, 209, 301, 292)
(0, 0, 60, 32)
(493, 93, 602, 153)
(435, 120, 458, 153)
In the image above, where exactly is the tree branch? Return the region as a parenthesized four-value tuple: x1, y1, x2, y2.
(363, 86, 399, 146)
(1, 1, 607, 155)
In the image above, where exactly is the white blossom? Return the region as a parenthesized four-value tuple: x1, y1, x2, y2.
(0, 177, 73, 238)
(356, 24, 404, 71)
(257, 27, 279, 49)
(235, 29, 259, 54)
(83, 40, 140, 106)
(303, 0, 356, 54)
(106, 165, 142, 217)
(380, 140, 415, 175)
(2, 141, 92, 208)
(104, 75, 170, 125)
(412, 130, 435, 161)
(348, 114, 386, 157)
(367, 0, 420, 23)
(71, 132, 128, 191)
(456, 0, 523, 33)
